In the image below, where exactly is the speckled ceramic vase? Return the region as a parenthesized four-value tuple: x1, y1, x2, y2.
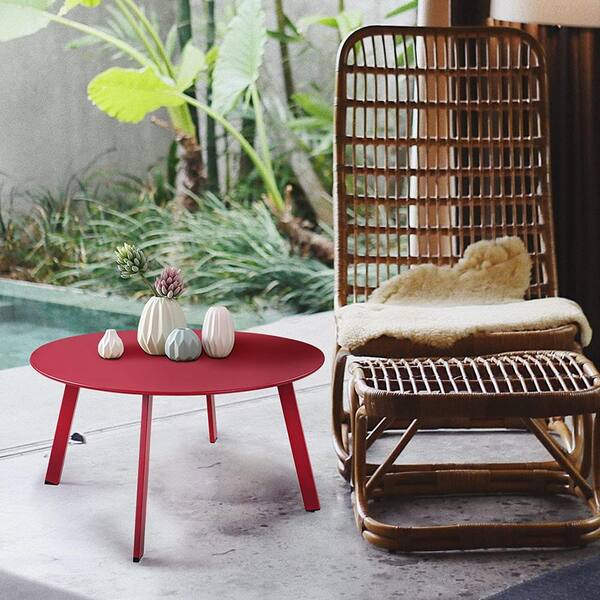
(202, 306, 235, 358)
(97, 329, 124, 359)
(165, 328, 202, 361)
(137, 297, 187, 355)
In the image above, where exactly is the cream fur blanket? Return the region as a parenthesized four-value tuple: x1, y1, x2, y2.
(370, 237, 531, 305)
(336, 237, 592, 350)
(336, 298, 592, 350)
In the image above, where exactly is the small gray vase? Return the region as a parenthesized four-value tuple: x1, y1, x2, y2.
(164, 328, 202, 361)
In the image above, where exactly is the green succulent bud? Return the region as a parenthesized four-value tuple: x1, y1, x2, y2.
(115, 243, 148, 279)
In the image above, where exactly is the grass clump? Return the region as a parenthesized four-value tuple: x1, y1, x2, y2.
(3, 180, 333, 314)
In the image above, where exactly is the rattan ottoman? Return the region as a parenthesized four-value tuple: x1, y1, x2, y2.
(350, 351, 600, 551)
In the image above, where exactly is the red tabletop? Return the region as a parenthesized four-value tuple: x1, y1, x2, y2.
(30, 330, 324, 396)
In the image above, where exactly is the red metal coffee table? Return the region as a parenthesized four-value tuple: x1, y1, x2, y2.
(30, 330, 324, 562)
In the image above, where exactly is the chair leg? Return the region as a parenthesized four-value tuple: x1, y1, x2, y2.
(591, 413, 600, 515)
(331, 347, 350, 479)
(206, 394, 217, 443)
(133, 394, 153, 563)
(277, 383, 320, 511)
(45, 384, 80, 485)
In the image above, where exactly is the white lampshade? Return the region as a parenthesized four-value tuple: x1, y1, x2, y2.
(490, 0, 600, 28)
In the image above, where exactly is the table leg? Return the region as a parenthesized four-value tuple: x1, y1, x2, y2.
(206, 394, 217, 443)
(45, 384, 80, 485)
(133, 394, 153, 563)
(277, 383, 320, 511)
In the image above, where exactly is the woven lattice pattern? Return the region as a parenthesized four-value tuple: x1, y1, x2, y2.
(352, 352, 599, 395)
(334, 26, 557, 305)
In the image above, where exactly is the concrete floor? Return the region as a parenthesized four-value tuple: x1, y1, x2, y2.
(0, 312, 598, 600)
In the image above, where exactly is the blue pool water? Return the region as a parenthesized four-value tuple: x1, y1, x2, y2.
(0, 281, 277, 369)
(0, 294, 141, 369)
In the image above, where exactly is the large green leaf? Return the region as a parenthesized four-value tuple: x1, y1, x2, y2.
(164, 23, 178, 59)
(335, 10, 362, 38)
(176, 42, 206, 91)
(59, 0, 101, 15)
(292, 92, 333, 124)
(385, 0, 417, 18)
(297, 15, 336, 30)
(87, 66, 184, 124)
(298, 10, 362, 38)
(211, 0, 266, 114)
(0, 0, 53, 42)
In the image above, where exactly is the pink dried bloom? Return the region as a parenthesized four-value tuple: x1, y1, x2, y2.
(154, 266, 185, 299)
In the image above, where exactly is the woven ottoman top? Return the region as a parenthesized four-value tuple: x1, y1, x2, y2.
(351, 351, 600, 419)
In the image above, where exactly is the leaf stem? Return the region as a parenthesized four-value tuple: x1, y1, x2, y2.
(117, 0, 195, 136)
(251, 86, 274, 178)
(49, 9, 195, 137)
(48, 13, 152, 68)
(141, 273, 157, 297)
(119, 0, 176, 79)
(113, 0, 163, 70)
(181, 94, 284, 212)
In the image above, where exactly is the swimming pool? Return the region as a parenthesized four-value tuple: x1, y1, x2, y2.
(0, 279, 274, 369)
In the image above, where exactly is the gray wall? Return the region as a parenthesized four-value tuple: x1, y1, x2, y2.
(0, 1, 174, 193)
(0, 1, 415, 193)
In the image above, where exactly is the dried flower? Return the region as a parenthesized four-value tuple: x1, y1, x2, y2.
(115, 243, 148, 279)
(154, 266, 185, 299)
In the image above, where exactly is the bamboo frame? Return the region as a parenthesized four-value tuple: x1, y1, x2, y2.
(351, 352, 600, 551)
(332, 26, 579, 479)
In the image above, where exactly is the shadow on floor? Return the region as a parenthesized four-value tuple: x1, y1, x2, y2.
(0, 569, 89, 600)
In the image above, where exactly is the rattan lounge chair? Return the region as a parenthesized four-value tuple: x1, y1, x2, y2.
(332, 26, 586, 480)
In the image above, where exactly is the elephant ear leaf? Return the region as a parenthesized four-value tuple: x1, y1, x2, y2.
(211, 0, 266, 114)
(176, 42, 206, 91)
(0, 0, 54, 42)
(87, 66, 184, 124)
(59, 0, 102, 15)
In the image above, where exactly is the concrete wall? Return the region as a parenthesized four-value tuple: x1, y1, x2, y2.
(0, 1, 415, 193)
(0, 1, 175, 192)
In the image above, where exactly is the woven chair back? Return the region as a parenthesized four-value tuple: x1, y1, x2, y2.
(334, 26, 558, 306)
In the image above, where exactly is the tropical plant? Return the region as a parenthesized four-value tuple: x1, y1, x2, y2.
(0, 178, 22, 275)
(386, 1, 418, 18)
(0, 0, 336, 262)
(288, 90, 334, 190)
(5, 180, 333, 312)
(265, 0, 417, 220)
(0, 0, 206, 206)
(298, 8, 363, 42)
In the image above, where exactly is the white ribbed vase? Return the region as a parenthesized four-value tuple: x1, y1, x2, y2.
(202, 306, 235, 358)
(97, 329, 124, 359)
(137, 297, 187, 355)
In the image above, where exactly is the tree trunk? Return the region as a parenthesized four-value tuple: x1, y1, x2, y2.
(238, 113, 256, 186)
(274, 0, 296, 110)
(288, 151, 333, 225)
(272, 186, 335, 265)
(177, 0, 200, 138)
(206, 0, 219, 193)
(417, 0, 450, 25)
(175, 134, 204, 210)
(174, 0, 205, 209)
(274, 0, 333, 227)
(278, 214, 335, 265)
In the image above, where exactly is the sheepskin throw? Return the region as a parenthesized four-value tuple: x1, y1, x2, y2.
(370, 237, 531, 305)
(336, 237, 592, 350)
(336, 298, 592, 351)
